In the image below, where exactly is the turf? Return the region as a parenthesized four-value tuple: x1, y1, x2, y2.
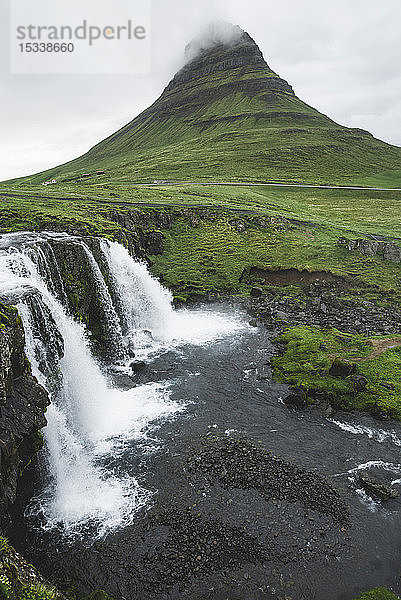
(352, 589, 400, 600)
(272, 326, 401, 418)
(1, 184, 401, 301)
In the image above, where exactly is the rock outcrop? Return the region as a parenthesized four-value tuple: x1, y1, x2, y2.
(338, 237, 401, 264)
(249, 279, 401, 336)
(0, 302, 50, 527)
(359, 474, 400, 501)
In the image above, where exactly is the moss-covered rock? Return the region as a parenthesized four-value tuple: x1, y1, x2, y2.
(272, 325, 401, 419)
(329, 357, 357, 377)
(0, 536, 64, 599)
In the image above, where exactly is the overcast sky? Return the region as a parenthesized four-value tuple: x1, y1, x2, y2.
(1, 0, 401, 181)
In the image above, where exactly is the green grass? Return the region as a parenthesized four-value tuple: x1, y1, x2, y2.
(3, 182, 401, 236)
(272, 326, 401, 418)
(151, 209, 401, 300)
(1, 185, 401, 301)
(353, 589, 400, 600)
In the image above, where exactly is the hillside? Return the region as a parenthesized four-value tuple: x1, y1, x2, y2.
(9, 22, 401, 187)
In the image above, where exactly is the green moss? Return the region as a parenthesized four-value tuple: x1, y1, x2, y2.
(272, 326, 401, 418)
(81, 592, 114, 600)
(0, 574, 10, 599)
(0, 537, 58, 600)
(353, 588, 400, 600)
(14, 583, 57, 600)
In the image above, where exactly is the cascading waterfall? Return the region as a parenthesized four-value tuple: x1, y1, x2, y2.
(101, 239, 247, 357)
(0, 232, 247, 537)
(79, 241, 125, 358)
(100, 239, 176, 353)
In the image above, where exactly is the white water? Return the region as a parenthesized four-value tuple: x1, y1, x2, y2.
(329, 419, 401, 447)
(101, 240, 248, 358)
(0, 232, 247, 537)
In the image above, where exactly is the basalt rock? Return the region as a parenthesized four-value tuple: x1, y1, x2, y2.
(130, 361, 147, 374)
(359, 474, 400, 501)
(249, 280, 401, 336)
(329, 358, 357, 378)
(250, 286, 263, 298)
(338, 237, 401, 264)
(0, 302, 50, 527)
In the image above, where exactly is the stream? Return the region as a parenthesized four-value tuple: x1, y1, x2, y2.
(1, 232, 401, 600)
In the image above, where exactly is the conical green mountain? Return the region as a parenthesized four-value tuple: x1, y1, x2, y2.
(19, 22, 401, 186)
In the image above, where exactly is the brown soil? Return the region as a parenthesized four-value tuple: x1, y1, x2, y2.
(241, 267, 341, 286)
(367, 337, 401, 359)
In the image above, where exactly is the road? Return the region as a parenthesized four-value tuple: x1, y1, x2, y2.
(121, 181, 401, 192)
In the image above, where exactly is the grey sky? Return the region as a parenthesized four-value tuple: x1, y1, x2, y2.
(1, 0, 400, 181)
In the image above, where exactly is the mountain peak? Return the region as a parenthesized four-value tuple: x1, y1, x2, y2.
(166, 21, 289, 95)
(184, 21, 246, 63)
(22, 23, 401, 187)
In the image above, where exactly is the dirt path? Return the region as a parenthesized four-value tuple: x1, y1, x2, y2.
(367, 336, 401, 359)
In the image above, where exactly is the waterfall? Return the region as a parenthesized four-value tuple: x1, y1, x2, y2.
(0, 232, 179, 537)
(0, 232, 248, 538)
(100, 239, 175, 354)
(101, 239, 249, 357)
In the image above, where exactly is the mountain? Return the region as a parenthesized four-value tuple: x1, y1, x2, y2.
(15, 22, 401, 186)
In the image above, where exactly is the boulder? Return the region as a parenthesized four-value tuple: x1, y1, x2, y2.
(284, 388, 308, 410)
(359, 474, 399, 501)
(329, 358, 357, 378)
(130, 361, 147, 374)
(337, 237, 401, 264)
(250, 287, 263, 298)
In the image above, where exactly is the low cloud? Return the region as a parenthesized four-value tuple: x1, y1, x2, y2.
(184, 20, 243, 63)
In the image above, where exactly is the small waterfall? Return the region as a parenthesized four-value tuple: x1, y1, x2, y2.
(27, 241, 68, 306)
(0, 231, 248, 537)
(100, 240, 247, 356)
(100, 240, 175, 353)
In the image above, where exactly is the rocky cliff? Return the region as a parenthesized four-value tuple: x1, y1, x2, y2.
(0, 302, 50, 528)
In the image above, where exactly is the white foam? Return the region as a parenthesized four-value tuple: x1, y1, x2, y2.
(101, 240, 250, 359)
(0, 233, 249, 538)
(337, 460, 401, 477)
(329, 419, 401, 447)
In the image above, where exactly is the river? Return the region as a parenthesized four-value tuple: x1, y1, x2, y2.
(1, 232, 401, 600)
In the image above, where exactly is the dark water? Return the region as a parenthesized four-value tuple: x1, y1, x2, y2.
(10, 305, 401, 600)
